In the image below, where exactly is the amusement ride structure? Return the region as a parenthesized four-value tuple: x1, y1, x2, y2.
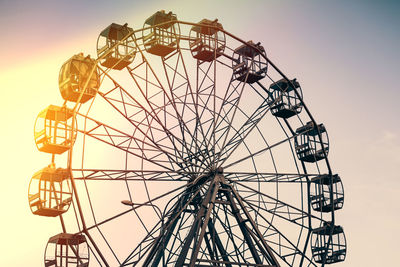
(29, 10, 346, 267)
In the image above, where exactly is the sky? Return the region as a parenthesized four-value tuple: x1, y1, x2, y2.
(0, 0, 399, 266)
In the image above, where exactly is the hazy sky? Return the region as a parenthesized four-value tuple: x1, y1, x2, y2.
(0, 0, 399, 266)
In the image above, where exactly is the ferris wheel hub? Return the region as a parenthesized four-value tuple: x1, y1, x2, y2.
(189, 167, 225, 187)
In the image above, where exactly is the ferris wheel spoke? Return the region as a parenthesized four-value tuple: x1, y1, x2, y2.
(202, 79, 243, 158)
(232, 186, 317, 266)
(232, 180, 324, 226)
(117, 184, 206, 266)
(242, 199, 317, 266)
(75, 112, 180, 171)
(214, 60, 259, 157)
(98, 69, 207, 172)
(223, 127, 305, 170)
(72, 169, 192, 182)
(211, 205, 248, 263)
(160, 51, 214, 172)
(216, 97, 271, 167)
(186, 98, 249, 171)
(101, 68, 188, 164)
(225, 172, 318, 183)
(97, 71, 185, 157)
(122, 182, 206, 266)
(194, 60, 219, 161)
(98, 67, 147, 118)
(140, 105, 212, 173)
(83, 180, 194, 234)
(122, 83, 202, 175)
(191, 90, 243, 152)
(128, 38, 208, 170)
(215, 69, 303, 169)
(198, 92, 253, 159)
(138, 111, 185, 171)
(194, 97, 263, 174)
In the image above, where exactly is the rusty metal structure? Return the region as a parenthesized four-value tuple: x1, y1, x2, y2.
(30, 10, 346, 266)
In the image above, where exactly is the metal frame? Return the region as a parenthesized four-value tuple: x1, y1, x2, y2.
(31, 11, 346, 267)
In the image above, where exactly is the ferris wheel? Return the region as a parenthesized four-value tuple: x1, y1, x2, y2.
(29, 10, 347, 267)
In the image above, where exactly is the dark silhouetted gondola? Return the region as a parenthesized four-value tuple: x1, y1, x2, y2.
(232, 41, 267, 83)
(311, 223, 346, 264)
(45, 233, 89, 267)
(142, 10, 179, 57)
(59, 53, 99, 103)
(189, 19, 225, 62)
(269, 78, 303, 118)
(97, 23, 136, 70)
(295, 121, 329, 162)
(310, 174, 344, 212)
